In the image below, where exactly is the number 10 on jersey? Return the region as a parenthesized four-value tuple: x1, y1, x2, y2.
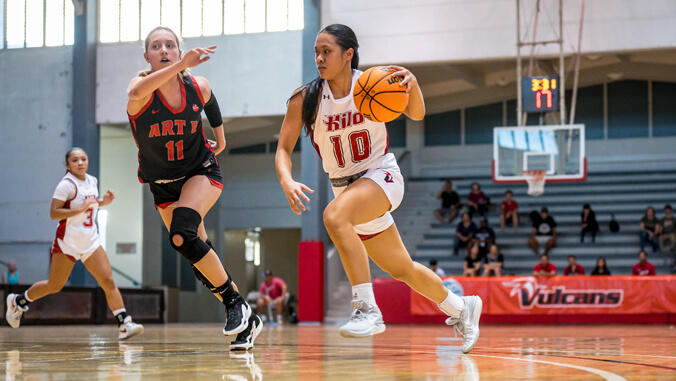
(330, 130, 371, 167)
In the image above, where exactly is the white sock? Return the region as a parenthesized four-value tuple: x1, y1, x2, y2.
(24, 291, 34, 302)
(112, 308, 127, 316)
(352, 283, 377, 306)
(438, 289, 465, 318)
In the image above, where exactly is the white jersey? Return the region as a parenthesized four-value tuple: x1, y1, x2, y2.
(51, 172, 101, 258)
(312, 69, 394, 178)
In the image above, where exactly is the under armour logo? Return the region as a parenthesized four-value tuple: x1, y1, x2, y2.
(323, 94, 330, 99)
(384, 172, 394, 183)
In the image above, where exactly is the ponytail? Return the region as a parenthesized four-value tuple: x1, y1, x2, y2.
(288, 24, 359, 136)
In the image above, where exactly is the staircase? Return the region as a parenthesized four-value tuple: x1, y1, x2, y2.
(392, 171, 676, 276)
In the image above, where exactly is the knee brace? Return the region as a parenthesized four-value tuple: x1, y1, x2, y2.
(169, 207, 211, 264)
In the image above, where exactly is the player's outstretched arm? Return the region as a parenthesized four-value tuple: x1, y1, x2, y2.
(276, 90, 314, 215)
(127, 46, 216, 112)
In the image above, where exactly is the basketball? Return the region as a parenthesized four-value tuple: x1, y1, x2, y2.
(353, 66, 409, 123)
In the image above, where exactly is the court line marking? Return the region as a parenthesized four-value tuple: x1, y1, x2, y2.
(471, 354, 627, 381)
(487, 346, 676, 359)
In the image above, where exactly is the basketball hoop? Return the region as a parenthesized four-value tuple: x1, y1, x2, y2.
(523, 170, 546, 197)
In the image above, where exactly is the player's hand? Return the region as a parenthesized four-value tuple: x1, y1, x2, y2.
(281, 179, 314, 215)
(180, 46, 217, 69)
(80, 197, 99, 212)
(208, 139, 226, 155)
(386, 65, 418, 93)
(102, 190, 116, 205)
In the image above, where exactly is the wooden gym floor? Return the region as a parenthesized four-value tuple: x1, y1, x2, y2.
(1, 323, 674, 380)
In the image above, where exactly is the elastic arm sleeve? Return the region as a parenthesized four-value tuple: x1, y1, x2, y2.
(203, 91, 223, 128)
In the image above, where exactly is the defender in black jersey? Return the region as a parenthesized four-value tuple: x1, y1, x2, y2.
(126, 26, 260, 350)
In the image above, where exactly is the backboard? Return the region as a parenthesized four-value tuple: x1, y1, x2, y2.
(492, 124, 586, 183)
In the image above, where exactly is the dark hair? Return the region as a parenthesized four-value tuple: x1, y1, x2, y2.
(583, 204, 591, 210)
(665, 204, 672, 211)
(568, 255, 576, 260)
(596, 256, 606, 267)
(289, 24, 359, 136)
(471, 182, 480, 190)
(541, 207, 548, 213)
(644, 206, 655, 218)
(429, 259, 438, 266)
(505, 190, 513, 196)
(638, 250, 647, 257)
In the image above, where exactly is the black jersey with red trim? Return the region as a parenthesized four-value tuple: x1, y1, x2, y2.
(128, 75, 215, 183)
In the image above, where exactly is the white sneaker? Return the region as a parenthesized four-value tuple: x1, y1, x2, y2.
(5, 294, 28, 329)
(339, 300, 386, 338)
(445, 296, 482, 353)
(119, 317, 144, 340)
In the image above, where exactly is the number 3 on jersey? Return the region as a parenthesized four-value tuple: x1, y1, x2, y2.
(330, 130, 371, 168)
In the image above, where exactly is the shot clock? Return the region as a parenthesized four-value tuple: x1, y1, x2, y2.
(522, 76, 559, 113)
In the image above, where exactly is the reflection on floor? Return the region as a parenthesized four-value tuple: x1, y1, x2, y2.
(1, 323, 675, 380)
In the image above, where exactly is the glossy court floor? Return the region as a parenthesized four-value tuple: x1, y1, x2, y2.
(1, 323, 674, 380)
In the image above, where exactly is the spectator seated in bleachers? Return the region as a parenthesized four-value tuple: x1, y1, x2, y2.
(429, 259, 446, 277)
(454, 212, 477, 257)
(659, 204, 676, 254)
(533, 254, 556, 277)
(499, 190, 519, 233)
(462, 244, 482, 277)
(473, 219, 495, 259)
(640, 206, 660, 253)
(467, 182, 489, 218)
(591, 256, 611, 276)
(433, 180, 461, 224)
(482, 244, 504, 277)
(632, 250, 656, 276)
(528, 207, 557, 256)
(3, 261, 21, 285)
(580, 204, 599, 243)
(564, 255, 585, 275)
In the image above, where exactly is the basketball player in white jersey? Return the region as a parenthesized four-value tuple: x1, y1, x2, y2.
(5, 148, 144, 340)
(275, 24, 482, 353)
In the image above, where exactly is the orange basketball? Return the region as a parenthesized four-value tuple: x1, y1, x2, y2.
(353, 66, 409, 123)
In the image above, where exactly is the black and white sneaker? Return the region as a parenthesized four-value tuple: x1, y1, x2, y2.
(223, 293, 252, 336)
(230, 313, 263, 351)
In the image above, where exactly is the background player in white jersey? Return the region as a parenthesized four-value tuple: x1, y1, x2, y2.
(275, 24, 482, 353)
(5, 148, 143, 340)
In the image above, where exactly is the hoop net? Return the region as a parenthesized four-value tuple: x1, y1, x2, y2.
(523, 170, 546, 197)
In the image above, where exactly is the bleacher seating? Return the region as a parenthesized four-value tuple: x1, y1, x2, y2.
(393, 171, 676, 276)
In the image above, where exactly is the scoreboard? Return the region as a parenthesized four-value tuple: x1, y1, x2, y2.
(522, 76, 559, 113)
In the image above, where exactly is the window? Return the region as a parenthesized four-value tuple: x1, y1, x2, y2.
(565, 85, 604, 140)
(425, 110, 461, 146)
(465, 102, 502, 145)
(607, 80, 649, 139)
(100, 0, 304, 43)
(652, 81, 676, 137)
(1, 0, 72, 49)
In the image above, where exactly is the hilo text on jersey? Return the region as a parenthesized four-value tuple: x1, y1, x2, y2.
(325, 111, 365, 132)
(148, 120, 200, 138)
